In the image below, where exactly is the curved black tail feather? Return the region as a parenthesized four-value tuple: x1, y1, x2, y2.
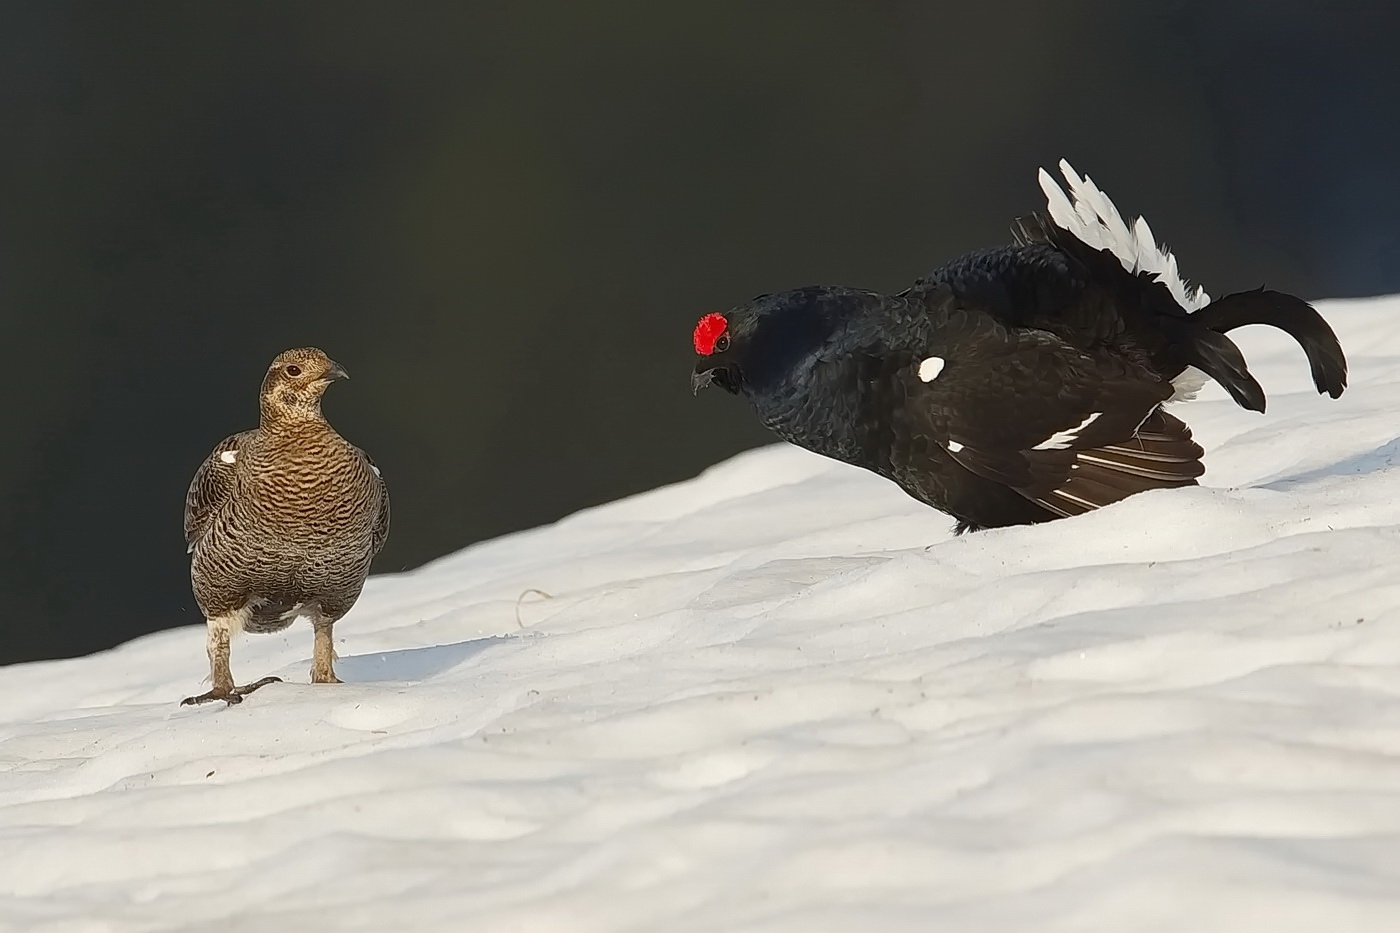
(1192, 288, 1348, 400)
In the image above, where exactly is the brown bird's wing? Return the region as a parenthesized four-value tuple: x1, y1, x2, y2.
(362, 449, 391, 556)
(184, 431, 254, 553)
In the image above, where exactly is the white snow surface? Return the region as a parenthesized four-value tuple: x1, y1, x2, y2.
(4, 296, 1400, 932)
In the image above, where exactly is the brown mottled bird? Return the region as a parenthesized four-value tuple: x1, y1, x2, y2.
(182, 347, 389, 705)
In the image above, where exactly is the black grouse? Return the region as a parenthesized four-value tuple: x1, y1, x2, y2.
(691, 161, 1347, 533)
(183, 347, 390, 705)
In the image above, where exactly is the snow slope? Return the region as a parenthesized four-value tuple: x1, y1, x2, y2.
(3, 296, 1400, 933)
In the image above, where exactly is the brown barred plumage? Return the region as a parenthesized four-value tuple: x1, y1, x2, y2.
(182, 347, 389, 705)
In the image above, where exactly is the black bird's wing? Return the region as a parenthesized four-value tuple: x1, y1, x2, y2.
(905, 285, 1202, 517)
(184, 431, 255, 553)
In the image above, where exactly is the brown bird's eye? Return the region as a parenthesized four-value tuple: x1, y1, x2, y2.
(285, 364, 302, 377)
(714, 334, 730, 353)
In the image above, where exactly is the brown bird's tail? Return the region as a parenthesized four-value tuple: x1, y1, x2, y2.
(244, 597, 302, 634)
(1182, 288, 1348, 412)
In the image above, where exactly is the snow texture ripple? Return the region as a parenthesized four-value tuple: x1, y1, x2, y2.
(2, 297, 1400, 932)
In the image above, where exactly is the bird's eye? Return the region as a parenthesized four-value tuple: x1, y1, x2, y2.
(714, 334, 730, 353)
(285, 364, 302, 377)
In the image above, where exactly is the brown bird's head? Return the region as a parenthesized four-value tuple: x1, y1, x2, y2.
(259, 347, 350, 425)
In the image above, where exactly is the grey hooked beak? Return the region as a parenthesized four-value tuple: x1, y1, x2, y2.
(324, 361, 350, 382)
(690, 367, 716, 396)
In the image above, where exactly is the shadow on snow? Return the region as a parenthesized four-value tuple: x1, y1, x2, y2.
(336, 633, 525, 683)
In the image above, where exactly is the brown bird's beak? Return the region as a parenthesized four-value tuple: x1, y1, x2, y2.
(324, 361, 350, 382)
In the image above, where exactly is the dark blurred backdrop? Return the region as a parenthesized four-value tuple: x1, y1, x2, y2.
(2, 1, 1397, 664)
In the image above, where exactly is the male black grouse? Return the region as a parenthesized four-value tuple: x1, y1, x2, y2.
(691, 161, 1348, 533)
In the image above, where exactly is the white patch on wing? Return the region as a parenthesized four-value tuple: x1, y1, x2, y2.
(1033, 412, 1102, 450)
(1168, 366, 1209, 403)
(947, 440, 965, 453)
(1052, 488, 1096, 510)
(1039, 160, 1210, 312)
(219, 450, 237, 464)
(371, 464, 381, 477)
(918, 356, 946, 382)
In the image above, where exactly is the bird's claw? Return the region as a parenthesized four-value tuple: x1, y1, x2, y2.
(180, 676, 282, 706)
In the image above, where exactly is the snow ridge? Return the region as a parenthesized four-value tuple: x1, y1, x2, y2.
(0, 299, 1396, 931)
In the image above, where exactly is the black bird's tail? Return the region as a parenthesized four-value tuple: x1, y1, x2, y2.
(1189, 288, 1348, 406)
(1024, 162, 1349, 414)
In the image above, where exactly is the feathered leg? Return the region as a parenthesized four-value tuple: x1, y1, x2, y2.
(310, 609, 342, 685)
(181, 611, 281, 706)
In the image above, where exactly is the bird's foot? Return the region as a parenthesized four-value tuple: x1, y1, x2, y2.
(310, 669, 342, 685)
(180, 676, 282, 706)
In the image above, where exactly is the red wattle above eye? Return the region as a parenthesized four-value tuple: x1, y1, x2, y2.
(693, 313, 728, 355)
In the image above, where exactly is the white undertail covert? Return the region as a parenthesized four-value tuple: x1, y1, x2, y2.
(1040, 159, 1211, 402)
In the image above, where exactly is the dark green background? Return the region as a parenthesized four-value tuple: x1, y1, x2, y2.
(3, 1, 1397, 664)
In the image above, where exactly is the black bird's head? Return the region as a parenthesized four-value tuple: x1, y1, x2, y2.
(260, 346, 350, 424)
(690, 286, 891, 401)
(689, 311, 741, 395)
